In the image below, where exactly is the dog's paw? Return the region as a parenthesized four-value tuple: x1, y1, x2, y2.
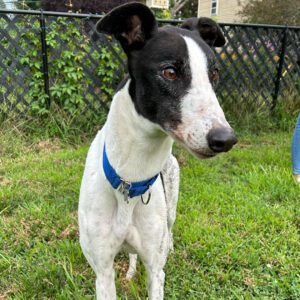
(293, 174, 300, 183)
(125, 269, 136, 281)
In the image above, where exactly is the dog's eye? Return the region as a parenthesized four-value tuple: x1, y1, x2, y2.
(162, 68, 177, 81)
(211, 69, 219, 82)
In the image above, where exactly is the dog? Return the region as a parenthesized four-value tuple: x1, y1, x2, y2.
(78, 3, 237, 299)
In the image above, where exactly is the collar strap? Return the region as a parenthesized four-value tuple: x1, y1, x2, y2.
(103, 144, 159, 198)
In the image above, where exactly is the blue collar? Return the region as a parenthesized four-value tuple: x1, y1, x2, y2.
(102, 144, 159, 199)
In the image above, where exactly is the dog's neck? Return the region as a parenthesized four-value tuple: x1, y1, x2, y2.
(104, 80, 174, 182)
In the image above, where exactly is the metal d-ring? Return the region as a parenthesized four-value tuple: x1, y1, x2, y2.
(141, 186, 151, 205)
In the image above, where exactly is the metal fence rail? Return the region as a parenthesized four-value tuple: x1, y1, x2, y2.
(0, 9, 299, 116)
(217, 23, 300, 112)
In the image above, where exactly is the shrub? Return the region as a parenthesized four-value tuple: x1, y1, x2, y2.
(15, 16, 125, 115)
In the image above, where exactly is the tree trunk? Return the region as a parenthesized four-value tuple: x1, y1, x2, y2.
(170, 0, 190, 17)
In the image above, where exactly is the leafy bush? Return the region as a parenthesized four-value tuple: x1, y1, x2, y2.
(16, 16, 125, 115)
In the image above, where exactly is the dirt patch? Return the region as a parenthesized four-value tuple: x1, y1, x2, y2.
(60, 224, 78, 239)
(34, 139, 61, 153)
(238, 143, 252, 149)
(0, 176, 12, 187)
(0, 288, 13, 299)
(115, 258, 130, 289)
(243, 276, 255, 287)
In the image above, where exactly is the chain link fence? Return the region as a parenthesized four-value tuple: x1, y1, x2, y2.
(217, 23, 300, 114)
(0, 9, 299, 117)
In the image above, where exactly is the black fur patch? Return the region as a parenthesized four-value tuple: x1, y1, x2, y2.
(97, 3, 223, 129)
(127, 26, 218, 129)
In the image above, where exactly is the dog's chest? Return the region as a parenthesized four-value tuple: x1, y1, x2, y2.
(116, 181, 168, 252)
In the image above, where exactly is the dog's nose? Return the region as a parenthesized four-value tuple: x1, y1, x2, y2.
(207, 128, 237, 153)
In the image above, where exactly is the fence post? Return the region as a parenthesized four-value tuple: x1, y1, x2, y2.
(39, 9, 50, 109)
(272, 26, 288, 109)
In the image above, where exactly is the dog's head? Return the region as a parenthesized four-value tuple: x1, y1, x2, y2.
(97, 3, 237, 158)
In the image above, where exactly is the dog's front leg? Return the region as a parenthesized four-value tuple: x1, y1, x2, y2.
(82, 239, 118, 300)
(79, 207, 119, 300)
(144, 212, 171, 298)
(95, 263, 116, 300)
(146, 266, 165, 300)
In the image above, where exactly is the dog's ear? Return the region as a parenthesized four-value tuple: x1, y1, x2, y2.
(181, 17, 225, 47)
(96, 2, 157, 53)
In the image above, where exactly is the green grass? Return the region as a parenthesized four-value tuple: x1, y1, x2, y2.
(0, 126, 299, 299)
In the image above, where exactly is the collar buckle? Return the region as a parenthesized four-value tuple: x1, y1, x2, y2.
(118, 179, 132, 203)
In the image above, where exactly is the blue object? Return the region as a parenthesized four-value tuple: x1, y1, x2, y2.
(102, 144, 159, 198)
(292, 113, 300, 174)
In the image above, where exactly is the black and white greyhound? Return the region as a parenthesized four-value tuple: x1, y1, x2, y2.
(79, 3, 237, 299)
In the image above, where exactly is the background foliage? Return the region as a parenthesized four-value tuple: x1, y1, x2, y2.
(15, 17, 124, 115)
(238, 0, 300, 26)
(170, 0, 198, 18)
(0, 4, 299, 130)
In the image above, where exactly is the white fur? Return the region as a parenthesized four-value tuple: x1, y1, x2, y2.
(170, 37, 231, 158)
(79, 35, 234, 300)
(79, 81, 180, 300)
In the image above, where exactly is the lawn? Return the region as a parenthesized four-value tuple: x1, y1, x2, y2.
(0, 128, 299, 299)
